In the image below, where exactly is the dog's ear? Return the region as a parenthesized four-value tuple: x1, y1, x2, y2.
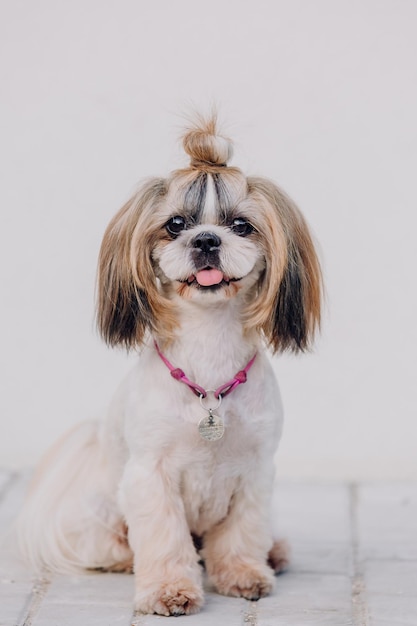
(96, 177, 170, 349)
(246, 177, 322, 353)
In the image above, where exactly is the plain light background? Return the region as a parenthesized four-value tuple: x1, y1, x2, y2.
(1, 0, 416, 480)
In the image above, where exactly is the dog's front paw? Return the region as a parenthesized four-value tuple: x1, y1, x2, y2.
(209, 561, 275, 600)
(135, 578, 204, 616)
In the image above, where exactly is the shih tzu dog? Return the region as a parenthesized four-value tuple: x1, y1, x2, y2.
(18, 114, 322, 616)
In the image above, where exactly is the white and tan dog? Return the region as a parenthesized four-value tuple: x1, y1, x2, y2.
(18, 115, 322, 616)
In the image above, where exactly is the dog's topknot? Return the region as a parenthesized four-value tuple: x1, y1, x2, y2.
(182, 114, 233, 168)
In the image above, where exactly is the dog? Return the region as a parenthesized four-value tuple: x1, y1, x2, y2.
(18, 114, 322, 616)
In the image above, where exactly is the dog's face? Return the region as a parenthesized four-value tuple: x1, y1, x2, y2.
(97, 116, 322, 352)
(153, 172, 265, 304)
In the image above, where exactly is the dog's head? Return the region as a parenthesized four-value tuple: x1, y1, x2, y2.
(97, 114, 322, 352)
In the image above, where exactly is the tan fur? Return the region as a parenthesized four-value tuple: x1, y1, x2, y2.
(97, 177, 179, 347)
(182, 111, 233, 167)
(246, 177, 322, 352)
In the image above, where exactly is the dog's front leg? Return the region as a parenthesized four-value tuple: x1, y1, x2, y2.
(203, 470, 276, 600)
(119, 459, 204, 616)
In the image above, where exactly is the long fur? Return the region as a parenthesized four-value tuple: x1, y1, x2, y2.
(18, 114, 322, 616)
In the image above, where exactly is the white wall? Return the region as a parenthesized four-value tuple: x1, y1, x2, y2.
(1, 0, 416, 479)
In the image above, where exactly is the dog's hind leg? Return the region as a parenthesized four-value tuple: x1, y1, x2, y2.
(18, 420, 132, 573)
(268, 539, 290, 574)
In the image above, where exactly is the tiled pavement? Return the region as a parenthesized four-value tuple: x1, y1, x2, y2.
(1, 470, 416, 625)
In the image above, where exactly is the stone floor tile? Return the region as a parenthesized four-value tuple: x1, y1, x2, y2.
(34, 602, 133, 626)
(0, 580, 36, 626)
(257, 572, 354, 626)
(366, 594, 417, 626)
(44, 572, 134, 606)
(364, 560, 417, 597)
(356, 484, 417, 559)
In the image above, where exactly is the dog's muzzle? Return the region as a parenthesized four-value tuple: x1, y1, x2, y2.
(191, 231, 221, 271)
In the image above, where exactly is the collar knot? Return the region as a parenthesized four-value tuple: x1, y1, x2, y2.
(170, 367, 185, 381)
(234, 370, 247, 383)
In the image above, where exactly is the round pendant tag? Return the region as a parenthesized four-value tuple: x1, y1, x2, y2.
(198, 413, 225, 441)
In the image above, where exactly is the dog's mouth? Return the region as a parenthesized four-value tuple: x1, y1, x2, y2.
(179, 268, 242, 291)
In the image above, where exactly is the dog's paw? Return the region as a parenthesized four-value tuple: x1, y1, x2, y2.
(210, 561, 275, 600)
(134, 578, 204, 616)
(268, 539, 290, 574)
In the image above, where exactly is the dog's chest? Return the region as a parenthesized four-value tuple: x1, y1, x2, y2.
(180, 463, 238, 535)
(179, 440, 252, 536)
(173, 395, 270, 535)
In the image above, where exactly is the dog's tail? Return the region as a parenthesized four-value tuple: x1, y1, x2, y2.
(17, 420, 129, 574)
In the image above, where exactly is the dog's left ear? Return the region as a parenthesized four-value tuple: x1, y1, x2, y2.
(247, 177, 322, 353)
(96, 177, 173, 349)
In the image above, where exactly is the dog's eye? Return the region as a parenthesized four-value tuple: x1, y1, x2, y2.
(166, 216, 186, 236)
(231, 218, 254, 237)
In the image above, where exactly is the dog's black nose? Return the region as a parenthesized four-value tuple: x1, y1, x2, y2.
(193, 232, 221, 253)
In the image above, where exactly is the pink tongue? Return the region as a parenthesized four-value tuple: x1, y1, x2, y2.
(195, 269, 224, 286)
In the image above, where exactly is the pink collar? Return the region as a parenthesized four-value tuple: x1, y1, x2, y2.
(154, 342, 257, 400)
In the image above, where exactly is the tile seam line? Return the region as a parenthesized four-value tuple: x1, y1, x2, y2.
(349, 482, 370, 626)
(20, 573, 51, 626)
(130, 609, 145, 625)
(243, 599, 259, 626)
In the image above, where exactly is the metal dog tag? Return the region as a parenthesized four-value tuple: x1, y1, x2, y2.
(198, 410, 225, 441)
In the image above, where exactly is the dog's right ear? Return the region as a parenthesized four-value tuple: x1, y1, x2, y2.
(96, 177, 168, 349)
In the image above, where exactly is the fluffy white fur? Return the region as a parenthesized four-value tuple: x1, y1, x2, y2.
(18, 114, 321, 616)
